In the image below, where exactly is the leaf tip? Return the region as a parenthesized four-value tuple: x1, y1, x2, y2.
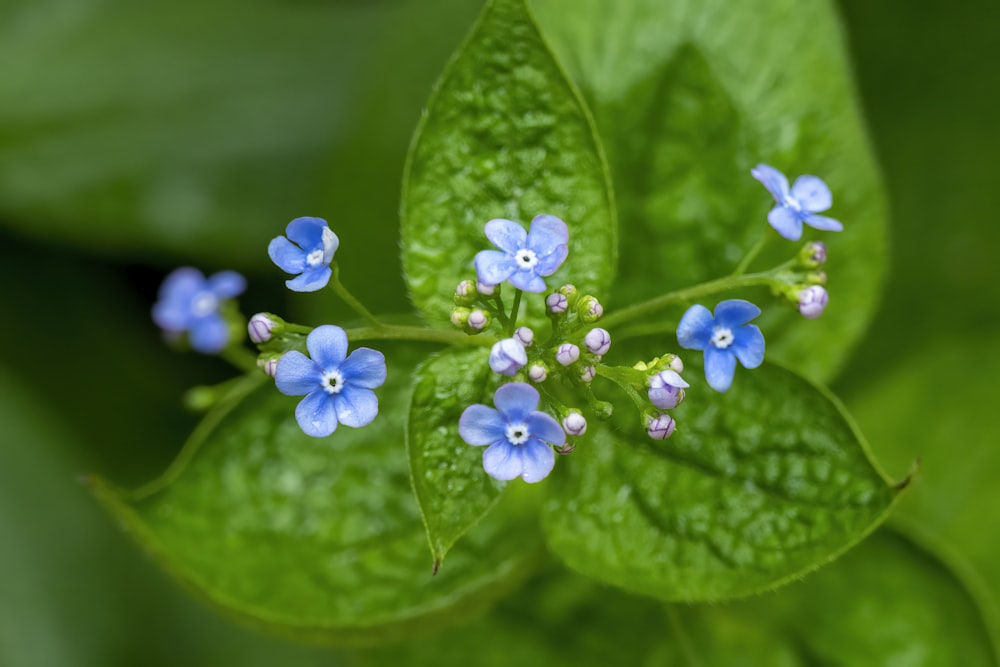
(893, 457, 920, 492)
(432, 559, 442, 576)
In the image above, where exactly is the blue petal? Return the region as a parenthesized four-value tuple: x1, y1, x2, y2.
(158, 267, 205, 301)
(459, 404, 506, 446)
(751, 164, 790, 202)
(285, 217, 328, 250)
(534, 242, 568, 276)
(307, 325, 349, 369)
(803, 214, 843, 233)
(526, 215, 569, 256)
(493, 382, 539, 422)
(519, 439, 555, 483)
(714, 299, 761, 328)
(791, 175, 832, 213)
(767, 205, 804, 241)
(152, 299, 192, 331)
(508, 269, 547, 293)
(733, 324, 765, 369)
(275, 351, 320, 396)
(333, 384, 378, 428)
(339, 348, 387, 389)
(526, 412, 565, 446)
(268, 236, 307, 274)
(482, 441, 521, 481)
(677, 304, 714, 350)
(188, 315, 229, 354)
(484, 218, 527, 254)
(295, 390, 338, 437)
(474, 250, 517, 286)
(285, 266, 332, 292)
(208, 271, 246, 299)
(704, 346, 737, 392)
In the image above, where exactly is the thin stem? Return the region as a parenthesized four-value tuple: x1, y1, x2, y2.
(507, 289, 523, 335)
(594, 365, 647, 412)
(600, 272, 776, 330)
(329, 263, 382, 328)
(345, 325, 494, 347)
(732, 233, 769, 276)
(220, 345, 259, 373)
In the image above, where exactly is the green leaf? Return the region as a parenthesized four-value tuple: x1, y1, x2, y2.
(401, 0, 617, 326)
(542, 363, 902, 601)
(534, 0, 888, 382)
(408, 348, 511, 566)
(92, 354, 543, 645)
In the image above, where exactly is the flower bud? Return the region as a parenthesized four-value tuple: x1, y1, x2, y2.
(513, 326, 535, 347)
(806, 271, 827, 286)
(557, 284, 579, 306)
(489, 338, 527, 376)
(248, 312, 277, 344)
(454, 279, 477, 306)
(257, 354, 280, 378)
(476, 281, 497, 296)
(546, 292, 568, 314)
(667, 355, 684, 374)
(799, 241, 827, 268)
(583, 327, 611, 356)
(528, 362, 549, 383)
(562, 410, 587, 437)
(578, 296, 604, 323)
(555, 343, 580, 366)
(647, 413, 676, 440)
(467, 309, 489, 331)
(450, 307, 471, 328)
(592, 400, 614, 420)
(648, 369, 689, 410)
(580, 365, 596, 383)
(798, 285, 828, 320)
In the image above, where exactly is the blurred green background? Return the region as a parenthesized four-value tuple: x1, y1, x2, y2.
(1, 0, 998, 664)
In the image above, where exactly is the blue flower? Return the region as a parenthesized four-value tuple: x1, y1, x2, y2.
(275, 325, 386, 437)
(268, 217, 339, 292)
(751, 164, 842, 241)
(677, 299, 765, 392)
(459, 383, 565, 483)
(152, 267, 245, 354)
(474, 215, 568, 292)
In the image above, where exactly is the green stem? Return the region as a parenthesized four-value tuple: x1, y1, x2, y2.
(507, 289, 523, 335)
(345, 325, 494, 347)
(329, 262, 382, 328)
(600, 272, 776, 330)
(732, 233, 770, 276)
(594, 365, 647, 412)
(220, 345, 259, 373)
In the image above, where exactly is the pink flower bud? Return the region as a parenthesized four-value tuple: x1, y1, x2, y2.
(583, 328, 611, 356)
(555, 343, 580, 366)
(562, 411, 587, 437)
(248, 313, 276, 344)
(798, 285, 828, 320)
(546, 292, 568, 314)
(514, 326, 535, 347)
(647, 414, 676, 440)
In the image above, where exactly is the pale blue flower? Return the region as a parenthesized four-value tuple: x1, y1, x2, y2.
(275, 325, 386, 437)
(152, 267, 245, 354)
(647, 369, 689, 409)
(677, 299, 765, 392)
(268, 217, 339, 292)
(459, 383, 565, 483)
(474, 215, 568, 292)
(489, 338, 528, 377)
(751, 164, 842, 241)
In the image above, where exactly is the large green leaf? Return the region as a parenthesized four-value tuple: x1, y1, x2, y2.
(92, 354, 543, 645)
(400, 0, 616, 326)
(542, 363, 902, 601)
(533, 0, 888, 382)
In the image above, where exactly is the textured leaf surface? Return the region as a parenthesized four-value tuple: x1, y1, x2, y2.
(534, 0, 887, 382)
(542, 363, 900, 601)
(93, 355, 542, 644)
(401, 0, 616, 326)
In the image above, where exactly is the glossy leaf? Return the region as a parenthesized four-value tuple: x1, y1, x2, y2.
(534, 0, 888, 382)
(92, 356, 543, 645)
(401, 0, 616, 326)
(542, 363, 902, 601)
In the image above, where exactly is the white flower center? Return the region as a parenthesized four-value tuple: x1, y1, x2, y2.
(710, 326, 734, 349)
(786, 195, 803, 212)
(320, 369, 345, 394)
(306, 248, 325, 267)
(505, 422, 530, 445)
(190, 291, 218, 317)
(514, 248, 538, 270)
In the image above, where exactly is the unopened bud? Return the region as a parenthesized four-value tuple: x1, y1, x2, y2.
(450, 307, 471, 328)
(555, 343, 580, 366)
(546, 292, 568, 314)
(514, 326, 535, 347)
(528, 362, 549, 383)
(592, 400, 614, 420)
(800, 241, 827, 268)
(562, 410, 587, 437)
(257, 355, 280, 378)
(580, 365, 595, 383)
(454, 279, 477, 306)
(489, 338, 527, 376)
(648, 369, 689, 410)
(467, 309, 489, 331)
(583, 328, 611, 356)
(248, 313, 278, 344)
(578, 296, 604, 323)
(667, 355, 684, 374)
(798, 285, 828, 320)
(476, 281, 496, 296)
(806, 271, 827, 286)
(647, 413, 676, 440)
(557, 284, 579, 306)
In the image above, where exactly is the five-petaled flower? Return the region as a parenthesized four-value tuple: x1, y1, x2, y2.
(275, 325, 386, 437)
(152, 267, 246, 354)
(459, 383, 565, 483)
(751, 164, 842, 241)
(268, 217, 339, 292)
(677, 299, 765, 392)
(474, 215, 568, 292)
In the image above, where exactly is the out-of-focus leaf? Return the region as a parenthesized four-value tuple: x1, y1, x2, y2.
(533, 0, 887, 382)
(400, 0, 616, 328)
(542, 363, 901, 601)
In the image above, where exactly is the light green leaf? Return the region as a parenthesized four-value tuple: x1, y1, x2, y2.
(542, 363, 902, 601)
(92, 354, 543, 645)
(534, 0, 888, 382)
(401, 0, 616, 326)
